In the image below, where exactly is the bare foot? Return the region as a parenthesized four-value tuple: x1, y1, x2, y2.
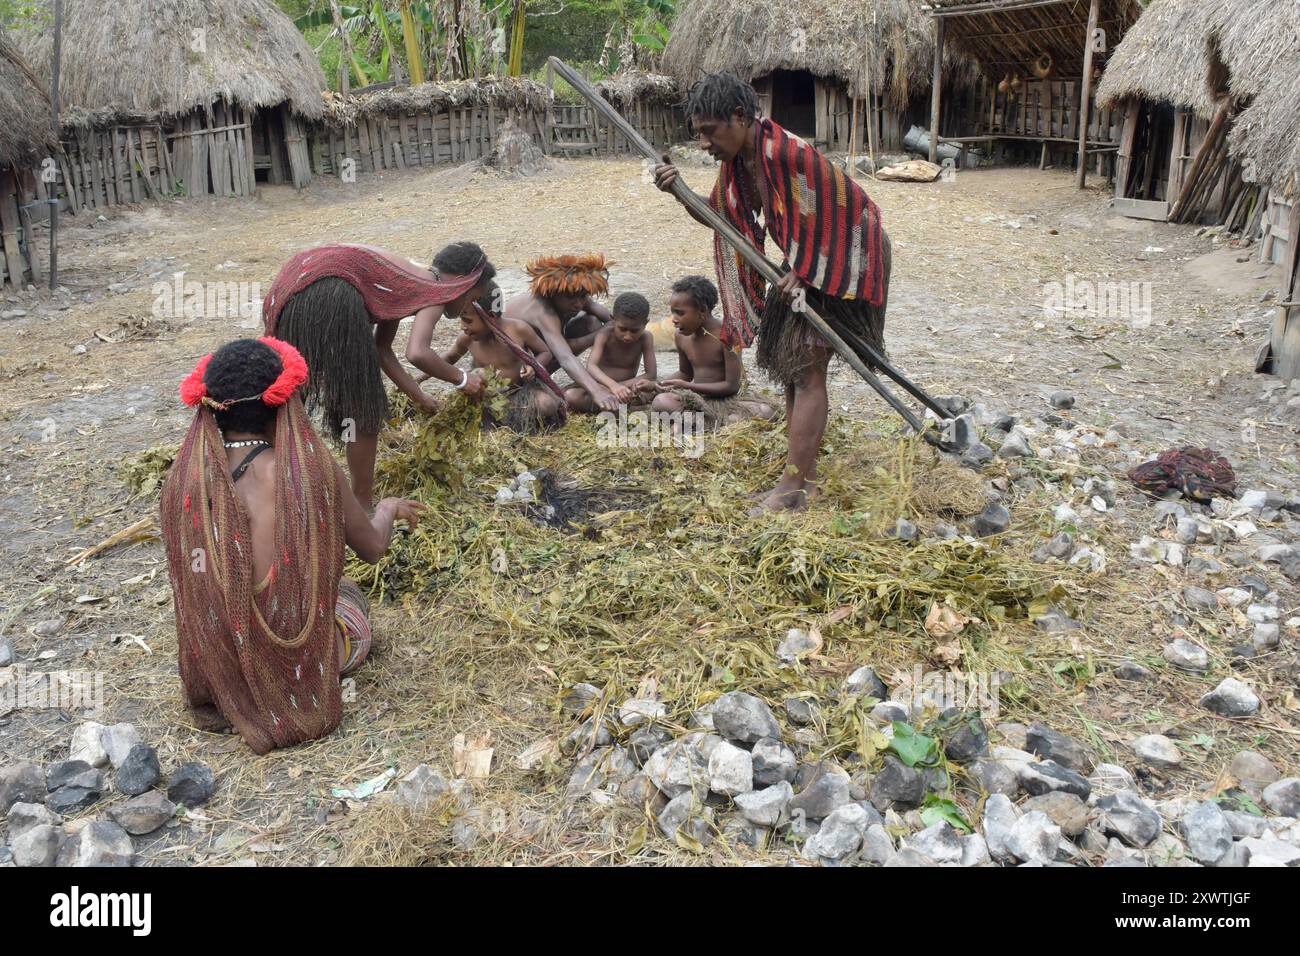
(189, 704, 233, 734)
(747, 486, 810, 516)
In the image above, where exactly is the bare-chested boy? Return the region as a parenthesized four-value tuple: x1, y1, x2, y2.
(651, 275, 776, 427)
(504, 254, 618, 411)
(443, 283, 565, 431)
(565, 292, 657, 412)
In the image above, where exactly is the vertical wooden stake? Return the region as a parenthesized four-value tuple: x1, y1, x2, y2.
(1077, 0, 1100, 189)
(929, 15, 945, 164)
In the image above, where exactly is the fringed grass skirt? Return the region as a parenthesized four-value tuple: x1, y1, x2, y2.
(275, 277, 389, 439)
(755, 229, 892, 388)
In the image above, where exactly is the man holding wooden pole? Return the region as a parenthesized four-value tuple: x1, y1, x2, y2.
(653, 72, 892, 513)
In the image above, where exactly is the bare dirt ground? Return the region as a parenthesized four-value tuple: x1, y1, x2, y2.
(1, 158, 1296, 865)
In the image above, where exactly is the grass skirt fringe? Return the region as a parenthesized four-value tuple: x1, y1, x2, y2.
(755, 230, 892, 388)
(500, 380, 565, 434)
(276, 277, 388, 439)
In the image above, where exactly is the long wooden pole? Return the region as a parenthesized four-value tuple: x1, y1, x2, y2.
(1076, 0, 1100, 189)
(48, 0, 61, 289)
(929, 16, 945, 164)
(547, 57, 953, 440)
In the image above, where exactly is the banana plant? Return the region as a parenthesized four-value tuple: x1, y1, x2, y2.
(506, 0, 526, 77)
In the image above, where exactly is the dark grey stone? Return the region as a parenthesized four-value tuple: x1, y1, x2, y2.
(114, 744, 162, 797)
(712, 692, 782, 745)
(1115, 661, 1153, 681)
(167, 762, 216, 808)
(751, 737, 798, 787)
(46, 786, 101, 815)
(789, 762, 852, 821)
(45, 760, 96, 792)
(870, 755, 924, 810)
(973, 503, 1011, 536)
(1019, 760, 1091, 800)
(1025, 723, 1095, 773)
(0, 762, 46, 814)
(1096, 791, 1162, 848)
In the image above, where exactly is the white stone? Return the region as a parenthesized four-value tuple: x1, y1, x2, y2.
(706, 740, 754, 796)
(69, 721, 109, 768)
(1132, 734, 1182, 768)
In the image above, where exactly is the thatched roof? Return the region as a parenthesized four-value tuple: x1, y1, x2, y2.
(321, 77, 552, 126)
(12, 0, 326, 126)
(928, 0, 1143, 81)
(595, 72, 681, 108)
(0, 29, 55, 169)
(1094, 0, 1219, 115)
(1097, 0, 1300, 197)
(661, 0, 976, 107)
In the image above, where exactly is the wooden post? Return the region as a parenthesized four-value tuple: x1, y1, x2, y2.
(49, 0, 62, 287)
(0, 169, 27, 285)
(929, 15, 945, 163)
(1114, 106, 1138, 198)
(1271, 207, 1300, 380)
(1077, 0, 1100, 188)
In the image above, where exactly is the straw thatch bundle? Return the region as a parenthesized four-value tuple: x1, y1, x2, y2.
(321, 77, 552, 126)
(661, 0, 973, 108)
(594, 71, 681, 108)
(1095, 0, 1220, 116)
(1098, 0, 1300, 196)
(1217, 1, 1300, 198)
(12, 0, 325, 127)
(0, 30, 55, 169)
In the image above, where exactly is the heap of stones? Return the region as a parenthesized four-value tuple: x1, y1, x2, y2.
(0, 721, 215, 867)
(554, 681, 1300, 866)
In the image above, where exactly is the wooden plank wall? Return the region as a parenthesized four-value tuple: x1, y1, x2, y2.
(307, 100, 689, 178)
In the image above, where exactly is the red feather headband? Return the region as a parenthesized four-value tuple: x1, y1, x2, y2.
(180, 337, 309, 411)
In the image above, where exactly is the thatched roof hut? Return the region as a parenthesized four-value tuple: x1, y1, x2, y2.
(0, 29, 54, 170)
(1094, 0, 1219, 117)
(1098, 0, 1300, 198)
(14, 0, 325, 127)
(1097, 0, 1300, 378)
(663, 0, 961, 105)
(1097, 0, 1300, 209)
(0, 29, 57, 289)
(662, 0, 974, 151)
(11, 0, 328, 198)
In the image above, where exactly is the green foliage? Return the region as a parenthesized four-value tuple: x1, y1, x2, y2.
(921, 794, 973, 833)
(888, 722, 941, 768)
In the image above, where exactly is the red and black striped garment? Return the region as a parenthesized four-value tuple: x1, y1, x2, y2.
(709, 118, 886, 349)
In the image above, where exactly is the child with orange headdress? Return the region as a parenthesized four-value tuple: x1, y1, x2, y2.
(503, 253, 622, 412)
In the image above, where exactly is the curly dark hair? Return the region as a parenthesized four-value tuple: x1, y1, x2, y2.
(204, 339, 282, 435)
(671, 275, 719, 314)
(611, 291, 651, 324)
(432, 241, 497, 282)
(684, 72, 760, 129)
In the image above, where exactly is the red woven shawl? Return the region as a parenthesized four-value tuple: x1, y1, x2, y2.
(710, 118, 887, 349)
(263, 244, 483, 334)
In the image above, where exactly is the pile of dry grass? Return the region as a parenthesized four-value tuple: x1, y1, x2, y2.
(350, 395, 1066, 767)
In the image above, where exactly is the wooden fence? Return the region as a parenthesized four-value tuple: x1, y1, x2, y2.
(308, 100, 687, 177)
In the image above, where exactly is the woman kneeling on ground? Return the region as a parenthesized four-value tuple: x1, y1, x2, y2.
(161, 337, 424, 754)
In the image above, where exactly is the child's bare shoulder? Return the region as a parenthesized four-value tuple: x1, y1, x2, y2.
(502, 316, 535, 340)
